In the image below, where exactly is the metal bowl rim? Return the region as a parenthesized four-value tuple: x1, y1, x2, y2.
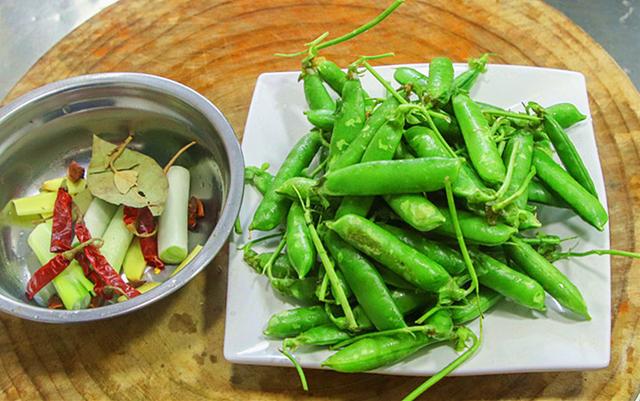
(0, 72, 244, 323)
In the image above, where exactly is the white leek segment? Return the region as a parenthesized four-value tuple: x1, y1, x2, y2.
(40, 177, 86, 195)
(28, 222, 93, 310)
(84, 198, 118, 238)
(123, 238, 146, 281)
(100, 206, 134, 273)
(12, 192, 57, 216)
(158, 166, 190, 264)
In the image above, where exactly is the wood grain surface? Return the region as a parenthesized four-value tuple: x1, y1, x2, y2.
(2, 0, 639, 400)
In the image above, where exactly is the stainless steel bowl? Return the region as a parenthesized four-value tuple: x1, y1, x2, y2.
(0, 73, 244, 323)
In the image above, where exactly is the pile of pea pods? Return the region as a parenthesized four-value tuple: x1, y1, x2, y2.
(239, 2, 614, 398)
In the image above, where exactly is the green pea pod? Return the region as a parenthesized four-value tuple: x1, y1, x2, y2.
(451, 287, 503, 324)
(546, 103, 586, 129)
(434, 207, 518, 246)
(404, 126, 493, 202)
(264, 306, 332, 338)
(303, 68, 336, 111)
(245, 166, 274, 195)
(271, 277, 319, 304)
(542, 113, 597, 196)
(527, 180, 568, 208)
(250, 130, 322, 231)
(286, 203, 316, 279)
(319, 269, 354, 304)
(335, 115, 405, 218)
(502, 130, 534, 210)
(452, 93, 506, 184)
(383, 194, 445, 232)
(305, 109, 335, 131)
(284, 324, 352, 351)
(322, 157, 462, 196)
(393, 67, 429, 97)
(322, 310, 453, 373)
(314, 57, 348, 95)
(275, 177, 327, 207)
(331, 96, 401, 171)
(244, 250, 293, 277)
(377, 264, 417, 290)
(504, 237, 590, 319)
(451, 54, 488, 93)
(329, 79, 366, 161)
(324, 231, 406, 331)
(427, 57, 454, 105)
(394, 140, 415, 160)
(327, 215, 463, 300)
(380, 224, 467, 276)
(389, 288, 433, 315)
(471, 251, 546, 311)
(430, 111, 462, 142)
(532, 148, 607, 231)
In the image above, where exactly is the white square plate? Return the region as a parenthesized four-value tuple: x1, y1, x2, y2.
(224, 64, 610, 376)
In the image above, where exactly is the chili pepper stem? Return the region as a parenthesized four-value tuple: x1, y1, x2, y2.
(108, 135, 134, 173)
(163, 141, 197, 174)
(61, 238, 104, 260)
(279, 348, 309, 391)
(402, 327, 480, 401)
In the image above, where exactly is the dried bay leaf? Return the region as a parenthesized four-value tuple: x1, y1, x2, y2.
(87, 135, 168, 215)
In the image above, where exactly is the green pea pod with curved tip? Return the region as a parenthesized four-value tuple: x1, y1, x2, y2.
(546, 103, 586, 129)
(324, 231, 406, 331)
(452, 93, 506, 184)
(322, 158, 462, 197)
(527, 180, 568, 208)
(532, 147, 607, 231)
(284, 324, 352, 352)
(327, 214, 463, 301)
(305, 109, 336, 131)
(504, 237, 590, 319)
(542, 112, 597, 196)
(404, 125, 493, 203)
(389, 288, 433, 315)
(471, 251, 546, 311)
(303, 68, 335, 111)
(322, 310, 453, 373)
(451, 287, 503, 324)
(286, 203, 316, 279)
(393, 67, 429, 97)
(264, 306, 333, 338)
(502, 130, 534, 210)
(331, 96, 401, 171)
(250, 130, 322, 231)
(380, 224, 467, 276)
(427, 57, 454, 106)
(434, 207, 517, 246)
(394, 140, 415, 160)
(383, 194, 445, 232)
(328, 79, 366, 163)
(314, 57, 348, 95)
(245, 166, 274, 195)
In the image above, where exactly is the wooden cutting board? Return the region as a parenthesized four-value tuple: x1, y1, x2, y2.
(2, 1, 639, 400)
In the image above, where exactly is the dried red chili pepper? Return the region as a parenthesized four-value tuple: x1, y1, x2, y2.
(26, 239, 97, 300)
(75, 252, 108, 298)
(47, 294, 64, 309)
(26, 256, 71, 299)
(123, 206, 140, 232)
(50, 188, 74, 253)
(67, 161, 85, 183)
(75, 222, 141, 299)
(188, 196, 205, 230)
(137, 207, 164, 270)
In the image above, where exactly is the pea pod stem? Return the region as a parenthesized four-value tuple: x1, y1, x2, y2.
(263, 238, 287, 277)
(554, 249, 640, 260)
(482, 109, 541, 122)
(279, 348, 309, 392)
(492, 140, 521, 201)
(332, 324, 437, 350)
(402, 328, 480, 401)
(492, 167, 536, 211)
